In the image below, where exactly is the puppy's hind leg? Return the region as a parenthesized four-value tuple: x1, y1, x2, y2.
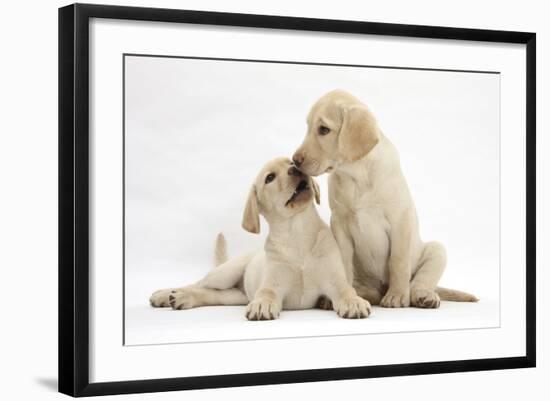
(410, 241, 446, 308)
(195, 252, 255, 290)
(151, 257, 247, 308)
(354, 279, 385, 306)
(150, 288, 180, 307)
(169, 287, 248, 310)
(150, 236, 247, 307)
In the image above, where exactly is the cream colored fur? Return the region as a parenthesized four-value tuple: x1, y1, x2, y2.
(293, 90, 478, 308)
(150, 157, 371, 320)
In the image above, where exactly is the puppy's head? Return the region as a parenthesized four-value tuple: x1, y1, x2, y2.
(292, 90, 381, 176)
(242, 157, 321, 234)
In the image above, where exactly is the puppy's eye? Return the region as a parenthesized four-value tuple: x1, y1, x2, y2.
(265, 173, 276, 184)
(319, 125, 331, 135)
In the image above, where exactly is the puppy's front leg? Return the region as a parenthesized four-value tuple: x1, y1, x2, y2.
(245, 264, 287, 321)
(380, 210, 414, 308)
(330, 283, 372, 319)
(245, 288, 282, 320)
(321, 256, 372, 319)
(330, 214, 355, 285)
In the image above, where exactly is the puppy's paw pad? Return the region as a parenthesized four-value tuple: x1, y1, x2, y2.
(149, 288, 176, 307)
(316, 296, 334, 311)
(380, 291, 410, 308)
(411, 289, 440, 309)
(245, 298, 280, 320)
(336, 296, 372, 319)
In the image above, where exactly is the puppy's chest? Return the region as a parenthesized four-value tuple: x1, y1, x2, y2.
(283, 268, 322, 310)
(346, 189, 391, 251)
(330, 174, 383, 213)
(330, 180, 387, 216)
(268, 250, 321, 309)
(331, 177, 391, 279)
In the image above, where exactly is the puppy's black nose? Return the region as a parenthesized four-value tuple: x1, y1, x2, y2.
(288, 166, 303, 176)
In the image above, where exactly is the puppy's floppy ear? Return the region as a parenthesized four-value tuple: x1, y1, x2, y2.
(242, 185, 260, 234)
(338, 105, 380, 162)
(311, 178, 321, 205)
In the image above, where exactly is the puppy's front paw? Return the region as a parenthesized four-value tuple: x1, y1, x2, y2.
(169, 288, 199, 310)
(245, 298, 280, 320)
(149, 288, 179, 307)
(380, 290, 410, 308)
(336, 296, 372, 319)
(411, 288, 441, 309)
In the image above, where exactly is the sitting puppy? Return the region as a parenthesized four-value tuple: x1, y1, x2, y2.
(292, 90, 478, 308)
(150, 157, 371, 320)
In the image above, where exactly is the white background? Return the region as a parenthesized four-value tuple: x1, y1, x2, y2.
(0, 0, 547, 400)
(124, 55, 500, 345)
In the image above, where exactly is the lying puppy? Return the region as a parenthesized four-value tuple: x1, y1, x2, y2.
(150, 157, 371, 320)
(293, 90, 478, 308)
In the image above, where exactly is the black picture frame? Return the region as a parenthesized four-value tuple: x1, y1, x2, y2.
(59, 3, 536, 397)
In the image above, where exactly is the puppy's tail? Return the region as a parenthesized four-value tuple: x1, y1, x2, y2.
(436, 286, 479, 302)
(214, 232, 228, 267)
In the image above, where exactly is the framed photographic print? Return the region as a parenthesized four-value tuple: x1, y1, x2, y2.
(58, 3, 536, 397)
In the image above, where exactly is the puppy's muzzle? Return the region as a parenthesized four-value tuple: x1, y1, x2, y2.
(292, 153, 304, 168)
(288, 166, 303, 177)
(285, 179, 310, 206)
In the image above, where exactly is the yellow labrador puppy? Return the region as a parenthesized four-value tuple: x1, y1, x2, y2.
(150, 157, 371, 320)
(293, 90, 477, 308)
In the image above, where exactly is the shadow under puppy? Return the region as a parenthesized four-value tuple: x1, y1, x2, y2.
(150, 157, 371, 320)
